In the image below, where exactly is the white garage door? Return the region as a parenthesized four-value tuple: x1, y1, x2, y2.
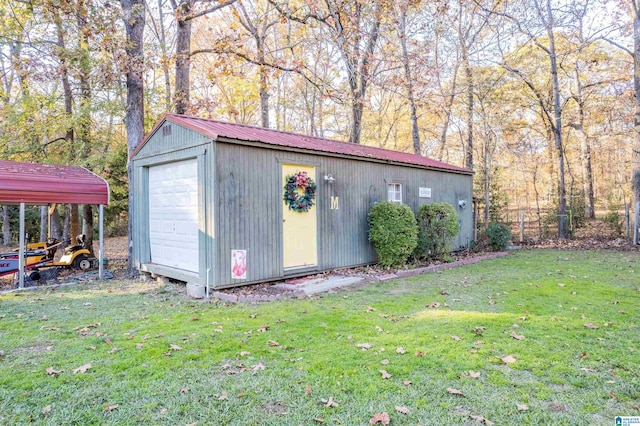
(148, 159, 200, 273)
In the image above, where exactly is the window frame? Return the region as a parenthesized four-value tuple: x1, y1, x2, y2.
(387, 182, 403, 204)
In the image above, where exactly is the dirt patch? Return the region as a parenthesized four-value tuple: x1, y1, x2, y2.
(548, 402, 570, 413)
(261, 401, 288, 416)
(12, 342, 54, 355)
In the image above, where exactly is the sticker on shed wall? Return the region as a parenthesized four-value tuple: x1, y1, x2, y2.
(231, 250, 247, 279)
(419, 187, 432, 198)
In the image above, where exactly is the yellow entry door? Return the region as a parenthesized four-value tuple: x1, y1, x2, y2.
(282, 164, 318, 269)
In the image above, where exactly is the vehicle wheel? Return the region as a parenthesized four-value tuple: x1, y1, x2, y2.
(73, 255, 92, 271)
(28, 270, 41, 281)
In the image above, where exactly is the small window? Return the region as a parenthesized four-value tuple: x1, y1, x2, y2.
(387, 183, 402, 204)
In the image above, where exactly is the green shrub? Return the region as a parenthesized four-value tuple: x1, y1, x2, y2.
(368, 202, 418, 267)
(484, 222, 511, 251)
(603, 206, 623, 236)
(415, 202, 459, 260)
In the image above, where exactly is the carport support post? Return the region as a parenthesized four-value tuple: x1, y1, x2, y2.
(99, 205, 104, 280)
(18, 202, 25, 289)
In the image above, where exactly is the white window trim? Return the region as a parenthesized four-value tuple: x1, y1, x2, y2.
(387, 182, 403, 204)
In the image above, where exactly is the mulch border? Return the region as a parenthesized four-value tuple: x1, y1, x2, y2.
(211, 251, 510, 304)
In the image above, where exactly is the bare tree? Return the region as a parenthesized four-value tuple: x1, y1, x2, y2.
(500, 0, 571, 238)
(120, 0, 146, 275)
(172, 0, 236, 114)
(270, 0, 386, 144)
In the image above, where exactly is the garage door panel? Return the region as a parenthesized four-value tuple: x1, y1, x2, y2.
(148, 159, 200, 273)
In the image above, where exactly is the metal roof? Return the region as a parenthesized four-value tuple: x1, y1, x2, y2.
(0, 160, 109, 205)
(134, 114, 472, 175)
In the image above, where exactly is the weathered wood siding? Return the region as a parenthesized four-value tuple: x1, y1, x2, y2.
(213, 141, 473, 288)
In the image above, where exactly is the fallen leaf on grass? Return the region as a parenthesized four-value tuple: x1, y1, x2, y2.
(395, 406, 410, 414)
(104, 338, 112, 345)
(257, 326, 269, 332)
(169, 344, 183, 351)
(321, 396, 339, 408)
(402, 380, 412, 386)
(609, 392, 618, 400)
(395, 347, 406, 354)
(369, 412, 390, 424)
(447, 387, 464, 396)
(103, 404, 119, 412)
(313, 418, 325, 423)
(379, 370, 392, 379)
(451, 335, 462, 341)
(517, 403, 529, 411)
(461, 371, 481, 379)
(239, 351, 251, 356)
(356, 343, 373, 350)
(584, 323, 600, 329)
(136, 343, 144, 349)
(426, 302, 440, 308)
(380, 359, 389, 365)
(73, 363, 91, 374)
(469, 414, 494, 425)
(45, 367, 62, 376)
(510, 331, 525, 340)
(375, 326, 384, 332)
(42, 405, 51, 414)
(500, 355, 516, 364)
(305, 384, 311, 396)
(218, 391, 228, 401)
(252, 362, 266, 374)
(268, 340, 280, 347)
(159, 408, 167, 415)
(181, 387, 190, 394)
(415, 351, 425, 356)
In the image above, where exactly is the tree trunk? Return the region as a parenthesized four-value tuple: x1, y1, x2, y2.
(395, 4, 421, 155)
(546, 0, 568, 239)
(63, 204, 70, 244)
(258, 50, 270, 128)
(633, 0, 640, 239)
(484, 139, 490, 224)
(463, 44, 474, 170)
(174, 0, 194, 115)
(76, 0, 91, 159)
(50, 205, 62, 241)
(40, 206, 47, 241)
(53, 11, 74, 156)
(70, 204, 80, 239)
(120, 0, 146, 276)
(2, 206, 10, 245)
(158, 0, 172, 110)
(83, 205, 94, 255)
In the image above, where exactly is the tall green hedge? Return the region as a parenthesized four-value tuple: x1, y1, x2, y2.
(415, 202, 459, 260)
(368, 202, 418, 267)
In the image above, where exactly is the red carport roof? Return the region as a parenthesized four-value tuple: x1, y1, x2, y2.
(0, 160, 109, 205)
(134, 114, 472, 175)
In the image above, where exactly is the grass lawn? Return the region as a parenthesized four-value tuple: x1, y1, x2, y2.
(0, 249, 638, 425)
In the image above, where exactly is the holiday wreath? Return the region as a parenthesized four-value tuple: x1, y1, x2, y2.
(283, 171, 317, 212)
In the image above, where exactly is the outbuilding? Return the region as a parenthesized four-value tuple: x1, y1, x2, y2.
(131, 114, 473, 292)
